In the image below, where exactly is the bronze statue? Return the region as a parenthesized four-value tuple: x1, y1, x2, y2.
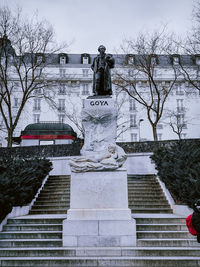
(91, 45, 115, 96)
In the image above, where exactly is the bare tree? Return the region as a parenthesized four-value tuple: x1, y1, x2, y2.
(166, 110, 187, 140)
(0, 6, 67, 147)
(176, 1, 200, 92)
(113, 27, 179, 140)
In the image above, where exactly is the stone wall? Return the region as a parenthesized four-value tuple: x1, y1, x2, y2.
(118, 139, 200, 153)
(0, 139, 199, 159)
(0, 142, 81, 159)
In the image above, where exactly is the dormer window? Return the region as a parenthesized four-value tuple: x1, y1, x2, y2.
(172, 54, 180, 65)
(195, 54, 200, 66)
(150, 54, 158, 65)
(36, 54, 44, 64)
(126, 54, 134, 65)
(59, 53, 68, 65)
(81, 53, 90, 64)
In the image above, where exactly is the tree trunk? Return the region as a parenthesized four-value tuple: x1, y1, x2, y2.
(7, 131, 13, 147)
(152, 125, 158, 141)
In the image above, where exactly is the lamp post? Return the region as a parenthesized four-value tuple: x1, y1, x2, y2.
(122, 125, 126, 141)
(138, 119, 144, 142)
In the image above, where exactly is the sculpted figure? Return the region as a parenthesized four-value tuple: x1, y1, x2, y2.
(69, 144, 127, 173)
(91, 45, 115, 96)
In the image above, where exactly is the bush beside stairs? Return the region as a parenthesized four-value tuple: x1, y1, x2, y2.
(0, 174, 200, 266)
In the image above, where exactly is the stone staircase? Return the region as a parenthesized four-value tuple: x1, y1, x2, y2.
(128, 174, 173, 213)
(29, 175, 70, 214)
(0, 174, 200, 266)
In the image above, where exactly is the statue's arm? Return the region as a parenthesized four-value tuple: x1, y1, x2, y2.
(106, 54, 115, 68)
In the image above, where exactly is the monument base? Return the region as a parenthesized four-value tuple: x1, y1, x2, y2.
(63, 170, 136, 247)
(63, 219, 136, 247)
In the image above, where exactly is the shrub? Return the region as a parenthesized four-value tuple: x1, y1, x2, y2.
(151, 141, 200, 208)
(0, 158, 52, 223)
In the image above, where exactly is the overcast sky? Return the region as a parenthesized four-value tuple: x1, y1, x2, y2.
(2, 0, 195, 54)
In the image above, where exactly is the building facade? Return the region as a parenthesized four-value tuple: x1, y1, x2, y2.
(0, 52, 200, 147)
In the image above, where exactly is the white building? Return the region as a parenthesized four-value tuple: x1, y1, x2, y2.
(0, 50, 200, 147)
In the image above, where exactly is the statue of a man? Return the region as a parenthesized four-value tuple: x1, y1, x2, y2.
(91, 45, 115, 96)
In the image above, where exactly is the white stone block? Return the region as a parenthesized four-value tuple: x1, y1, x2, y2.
(120, 235, 137, 246)
(67, 208, 131, 220)
(78, 235, 120, 247)
(99, 220, 136, 236)
(63, 220, 98, 235)
(62, 236, 77, 247)
(70, 170, 129, 210)
(76, 248, 122, 257)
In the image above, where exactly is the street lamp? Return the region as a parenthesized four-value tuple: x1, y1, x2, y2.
(138, 119, 144, 142)
(122, 125, 126, 141)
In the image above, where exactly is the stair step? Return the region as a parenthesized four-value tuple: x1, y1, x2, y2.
(36, 197, 70, 201)
(7, 218, 64, 225)
(0, 239, 62, 247)
(32, 205, 68, 210)
(3, 224, 62, 231)
(1, 247, 200, 257)
(0, 231, 62, 239)
(34, 201, 70, 205)
(137, 231, 194, 239)
(29, 210, 67, 214)
(0, 256, 200, 267)
(131, 204, 171, 209)
(137, 239, 198, 247)
(136, 224, 187, 231)
(135, 218, 186, 224)
(132, 208, 173, 213)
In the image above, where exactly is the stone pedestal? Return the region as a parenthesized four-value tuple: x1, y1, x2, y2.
(63, 169, 136, 247)
(64, 96, 136, 247)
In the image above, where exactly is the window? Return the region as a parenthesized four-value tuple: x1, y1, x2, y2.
(151, 56, 157, 65)
(58, 84, 66, 95)
(33, 114, 40, 123)
(153, 99, 158, 110)
(157, 133, 162, 140)
(58, 114, 65, 123)
(128, 56, 134, 65)
(59, 68, 66, 77)
(195, 56, 200, 66)
(128, 69, 134, 76)
(82, 69, 89, 77)
(131, 133, 137, 142)
(83, 57, 89, 64)
(177, 114, 186, 128)
(157, 123, 163, 129)
(36, 55, 43, 64)
(14, 98, 19, 107)
(130, 114, 137, 127)
(60, 56, 66, 65)
(173, 56, 179, 65)
(129, 99, 136, 111)
(58, 99, 65, 111)
(180, 133, 187, 139)
(176, 85, 184, 95)
(40, 140, 54, 145)
(82, 84, 89, 95)
(34, 88, 42, 95)
(33, 99, 41, 111)
(177, 99, 184, 112)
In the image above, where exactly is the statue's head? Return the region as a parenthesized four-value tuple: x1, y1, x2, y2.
(98, 45, 106, 53)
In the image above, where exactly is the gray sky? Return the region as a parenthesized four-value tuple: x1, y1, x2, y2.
(2, 0, 195, 53)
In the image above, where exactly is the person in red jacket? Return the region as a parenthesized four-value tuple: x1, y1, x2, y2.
(191, 199, 200, 243)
